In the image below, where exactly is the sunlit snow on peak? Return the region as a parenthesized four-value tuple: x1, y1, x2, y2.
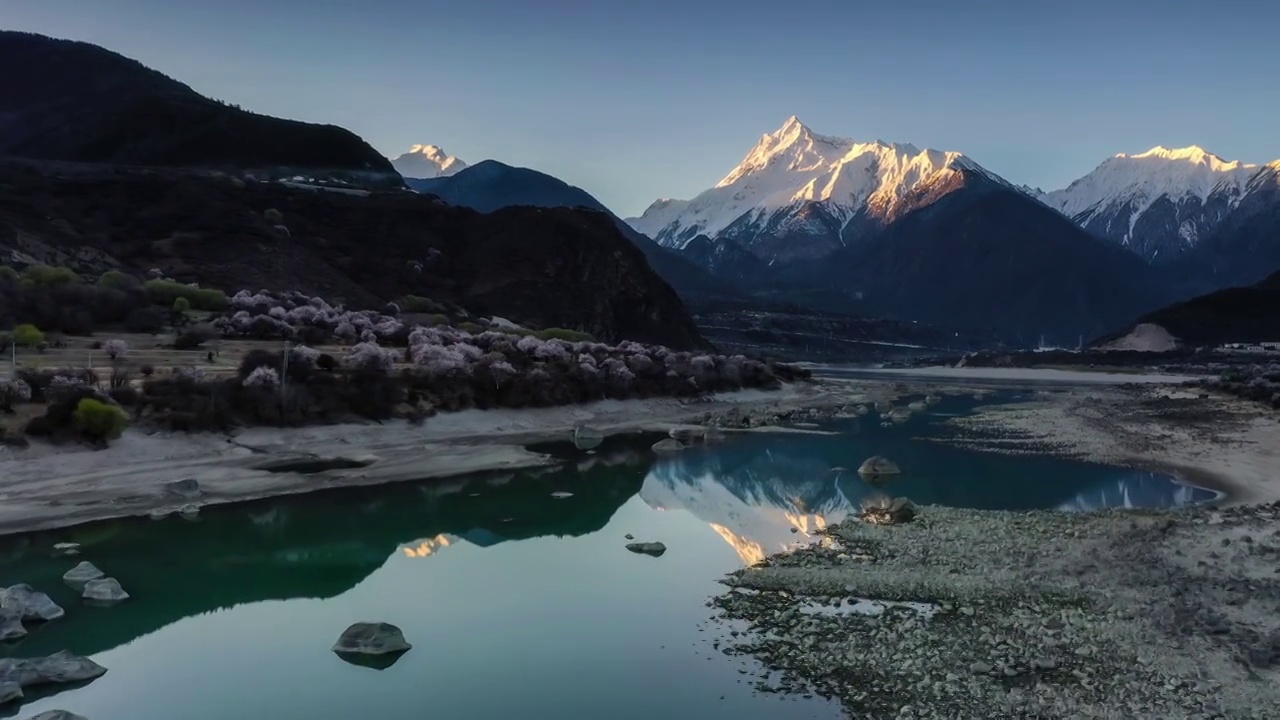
(391, 144, 468, 179)
(629, 117, 991, 247)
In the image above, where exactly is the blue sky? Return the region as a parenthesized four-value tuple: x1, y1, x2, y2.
(6, 0, 1279, 216)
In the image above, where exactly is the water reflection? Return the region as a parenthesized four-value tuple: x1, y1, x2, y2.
(0, 443, 650, 660)
(641, 405, 1216, 563)
(1058, 471, 1219, 511)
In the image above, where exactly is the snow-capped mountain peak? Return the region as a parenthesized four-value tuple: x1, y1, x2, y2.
(1120, 145, 1255, 173)
(391, 144, 467, 179)
(628, 116, 996, 262)
(1041, 145, 1260, 261)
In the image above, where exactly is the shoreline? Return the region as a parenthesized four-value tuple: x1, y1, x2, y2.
(943, 383, 1280, 507)
(0, 381, 877, 537)
(2, 369, 1274, 538)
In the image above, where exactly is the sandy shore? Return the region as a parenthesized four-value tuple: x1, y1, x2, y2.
(711, 502, 1280, 719)
(0, 381, 885, 536)
(945, 384, 1280, 505)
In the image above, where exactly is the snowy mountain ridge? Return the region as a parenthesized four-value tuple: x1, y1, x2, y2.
(1037, 145, 1262, 261)
(390, 144, 467, 179)
(627, 116, 1005, 261)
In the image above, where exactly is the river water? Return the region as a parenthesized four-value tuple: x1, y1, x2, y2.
(0, 394, 1215, 719)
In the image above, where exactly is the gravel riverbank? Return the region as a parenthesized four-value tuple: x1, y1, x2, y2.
(710, 503, 1280, 719)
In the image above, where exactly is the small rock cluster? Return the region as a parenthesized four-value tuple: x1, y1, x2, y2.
(0, 651, 107, 708)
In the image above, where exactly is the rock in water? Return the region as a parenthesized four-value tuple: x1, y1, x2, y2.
(668, 427, 707, 444)
(907, 400, 928, 411)
(859, 496, 918, 526)
(651, 439, 686, 453)
(626, 542, 667, 557)
(857, 456, 902, 478)
(0, 681, 20, 705)
(29, 712, 89, 720)
(63, 562, 106, 591)
(178, 504, 200, 519)
(0, 609, 26, 642)
(0, 651, 107, 687)
(51, 543, 81, 556)
(332, 622, 412, 658)
(82, 578, 129, 604)
(164, 477, 202, 499)
(550, 491, 573, 499)
(571, 425, 603, 451)
(0, 585, 65, 622)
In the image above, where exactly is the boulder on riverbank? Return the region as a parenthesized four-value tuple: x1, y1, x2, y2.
(0, 681, 19, 705)
(0, 651, 107, 689)
(0, 609, 26, 642)
(164, 478, 202, 499)
(859, 495, 917, 525)
(332, 622, 411, 659)
(63, 562, 105, 591)
(0, 585, 64, 622)
(626, 542, 667, 557)
(29, 711, 89, 720)
(651, 438, 686, 453)
(857, 456, 901, 478)
(82, 578, 129, 605)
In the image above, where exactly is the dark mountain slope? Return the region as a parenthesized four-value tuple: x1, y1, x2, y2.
(407, 161, 742, 300)
(0, 32, 399, 183)
(0, 163, 707, 348)
(1103, 270, 1280, 347)
(1174, 164, 1280, 293)
(816, 173, 1174, 343)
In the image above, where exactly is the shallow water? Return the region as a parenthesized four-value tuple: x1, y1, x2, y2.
(0, 396, 1215, 719)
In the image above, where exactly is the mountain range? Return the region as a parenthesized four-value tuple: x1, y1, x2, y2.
(392, 116, 1280, 343)
(5, 28, 1278, 350)
(401, 158, 744, 302)
(612, 117, 1280, 341)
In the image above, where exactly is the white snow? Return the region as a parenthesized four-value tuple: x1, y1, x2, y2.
(1041, 146, 1258, 238)
(627, 116, 1000, 248)
(391, 144, 468, 179)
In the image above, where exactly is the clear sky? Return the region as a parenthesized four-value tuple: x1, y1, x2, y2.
(6, 0, 1279, 216)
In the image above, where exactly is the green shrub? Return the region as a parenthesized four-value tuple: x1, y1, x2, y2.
(144, 279, 228, 311)
(0, 266, 19, 283)
(73, 398, 129, 442)
(21, 265, 79, 287)
(172, 296, 192, 313)
(398, 295, 443, 313)
(96, 270, 138, 290)
(535, 328, 595, 342)
(457, 321, 484, 334)
(13, 323, 44, 347)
